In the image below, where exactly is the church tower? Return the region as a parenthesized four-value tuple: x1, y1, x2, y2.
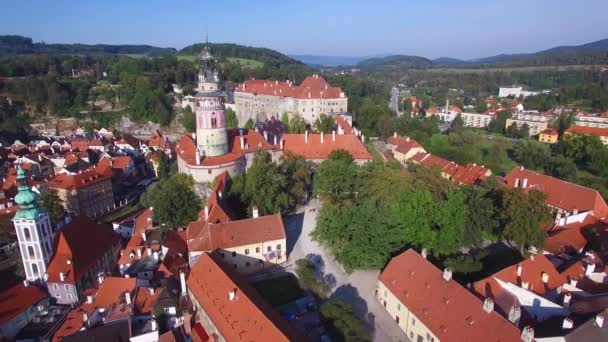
(12, 167, 54, 283)
(194, 43, 229, 157)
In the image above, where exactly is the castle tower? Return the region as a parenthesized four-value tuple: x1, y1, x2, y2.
(194, 44, 229, 157)
(12, 167, 54, 283)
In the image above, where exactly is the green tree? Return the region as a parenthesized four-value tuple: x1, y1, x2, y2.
(462, 187, 499, 245)
(313, 114, 335, 133)
(244, 118, 255, 129)
(288, 113, 307, 133)
(280, 112, 290, 126)
(294, 259, 330, 297)
(314, 151, 358, 202)
(180, 106, 196, 132)
(155, 150, 170, 180)
(488, 110, 512, 134)
(320, 299, 371, 342)
(39, 189, 65, 224)
(143, 174, 202, 229)
(450, 113, 464, 131)
(280, 152, 310, 208)
(499, 188, 551, 253)
(512, 139, 552, 170)
(225, 108, 237, 129)
(519, 123, 530, 138)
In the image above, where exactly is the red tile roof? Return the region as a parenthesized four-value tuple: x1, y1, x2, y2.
(565, 125, 608, 138)
(394, 139, 423, 155)
(133, 287, 160, 315)
(451, 163, 492, 186)
(237, 75, 344, 100)
(540, 128, 559, 136)
(47, 216, 120, 283)
(426, 107, 440, 114)
(474, 254, 566, 312)
(544, 214, 599, 254)
(282, 133, 372, 161)
(504, 167, 608, 217)
(96, 156, 132, 173)
(187, 253, 303, 342)
(187, 213, 286, 252)
(49, 168, 111, 191)
(0, 282, 47, 326)
(419, 154, 459, 175)
(334, 115, 354, 135)
(176, 134, 242, 167)
(380, 250, 521, 342)
(148, 130, 170, 150)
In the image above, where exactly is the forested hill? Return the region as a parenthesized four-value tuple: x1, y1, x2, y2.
(0, 35, 176, 56)
(357, 55, 434, 69)
(179, 43, 303, 66)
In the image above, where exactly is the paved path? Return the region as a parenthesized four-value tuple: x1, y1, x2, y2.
(286, 199, 409, 342)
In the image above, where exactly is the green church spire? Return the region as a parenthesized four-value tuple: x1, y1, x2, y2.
(13, 166, 42, 220)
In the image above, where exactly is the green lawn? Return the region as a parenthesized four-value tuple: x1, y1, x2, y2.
(177, 55, 263, 69)
(98, 203, 143, 224)
(252, 274, 306, 307)
(177, 54, 197, 62)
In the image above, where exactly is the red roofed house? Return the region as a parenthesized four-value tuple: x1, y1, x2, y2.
(504, 166, 608, 219)
(378, 249, 521, 342)
(451, 163, 492, 186)
(282, 131, 372, 165)
(412, 153, 460, 180)
(386, 133, 426, 163)
(147, 130, 172, 154)
(0, 281, 47, 339)
(565, 125, 608, 145)
(539, 128, 559, 144)
(186, 253, 303, 342)
(473, 254, 569, 324)
(46, 216, 121, 305)
(49, 169, 114, 218)
(234, 74, 347, 124)
(95, 156, 136, 179)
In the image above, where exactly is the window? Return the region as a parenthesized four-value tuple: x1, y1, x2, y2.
(246, 262, 251, 267)
(27, 246, 35, 259)
(232, 251, 236, 257)
(255, 247, 260, 253)
(220, 253, 225, 258)
(397, 303, 401, 311)
(55, 293, 61, 299)
(396, 316, 400, 324)
(67, 294, 73, 301)
(245, 249, 249, 255)
(31, 263, 39, 276)
(267, 246, 272, 252)
(53, 284, 59, 290)
(23, 227, 31, 241)
(233, 264, 237, 269)
(64, 284, 70, 291)
(276, 244, 281, 250)
(411, 318, 416, 326)
(410, 332, 414, 340)
(258, 260, 263, 264)
(208, 170, 212, 175)
(278, 253, 282, 260)
(383, 289, 387, 297)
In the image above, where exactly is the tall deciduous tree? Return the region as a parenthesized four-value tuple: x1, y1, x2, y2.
(180, 106, 196, 132)
(313, 114, 335, 133)
(142, 174, 202, 229)
(499, 188, 551, 253)
(39, 189, 65, 224)
(320, 298, 371, 342)
(288, 113, 307, 133)
(225, 108, 237, 129)
(314, 150, 358, 202)
(280, 152, 310, 208)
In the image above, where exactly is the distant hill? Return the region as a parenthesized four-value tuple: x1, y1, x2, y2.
(357, 55, 434, 69)
(0, 35, 176, 56)
(289, 55, 372, 67)
(180, 43, 303, 67)
(432, 57, 469, 66)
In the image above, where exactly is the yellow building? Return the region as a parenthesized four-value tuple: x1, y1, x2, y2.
(539, 128, 559, 144)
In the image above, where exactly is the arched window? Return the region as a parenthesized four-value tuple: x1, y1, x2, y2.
(23, 227, 31, 241)
(31, 263, 39, 276)
(211, 112, 217, 128)
(28, 246, 35, 259)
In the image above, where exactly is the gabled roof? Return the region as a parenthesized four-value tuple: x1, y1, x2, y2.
(148, 130, 170, 150)
(49, 168, 111, 191)
(451, 163, 492, 186)
(544, 214, 600, 255)
(0, 282, 47, 326)
(187, 213, 286, 253)
(95, 156, 133, 173)
(419, 154, 459, 175)
(282, 133, 372, 160)
(565, 125, 608, 137)
(237, 75, 344, 100)
(47, 216, 120, 283)
(380, 249, 521, 342)
(540, 128, 559, 136)
(334, 115, 354, 135)
(504, 167, 608, 217)
(187, 253, 303, 342)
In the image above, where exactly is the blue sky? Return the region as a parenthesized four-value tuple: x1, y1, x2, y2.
(1, 0, 607, 59)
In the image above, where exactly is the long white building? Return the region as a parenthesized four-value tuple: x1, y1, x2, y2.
(233, 74, 347, 124)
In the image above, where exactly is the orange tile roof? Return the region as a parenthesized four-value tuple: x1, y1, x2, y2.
(451, 163, 492, 186)
(282, 133, 372, 160)
(117, 243, 161, 265)
(334, 115, 354, 135)
(176, 134, 242, 167)
(394, 139, 423, 155)
(540, 128, 559, 136)
(544, 214, 599, 254)
(47, 216, 120, 283)
(187, 253, 303, 342)
(426, 106, 440, 114)
(148, 130, 170, 150)
(237, 75, 344, 100)
(504, 167, 608, 217)
(0, 282, 47, 326)
(565, 125, 608, 137)
(380, 249, 521, 342)
(187, 213, 286, 252)
(474, 254, 566, 313)
(49, 168, 111, 191)
(133, 287, 160, 315)
(96, 156, 132, 172)
(419, 154, 459, 175)
(133, 208, 154, 235)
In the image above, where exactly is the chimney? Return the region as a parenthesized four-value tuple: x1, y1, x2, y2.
(443, 268, 452, 281)
(522, 282, 529, 289)
(508, 305, 521, 326)
(362, 134, 365, 143)
(180, 271, 187, 296)
(83, 312, 88, 324)
(332, 130, 336, 142)
(541, 272, 549, 284)
(23, 280, 29, 288)
(252, 206, 259, 218)
(191, 133, 196, 141)
(321, 132, 324, 144)
(273, 135, 277, 145)
(87, 295, 93, 304)
(149, 288, 155, 295)
(562, 318, 574, 330)
(228, 289, 236, 301)
(147, 247, 152, 256)
(280, 139, 284, 150)
(596, 314, 605, 328)
(125, 291, 131, 304)
(204, 205, 209, 221)
(59, 272, 66, 281)
(521, 326, 534, 342)
(522, 178, 528, 188)
(421, 248, 427, 259)
(240, 136, 245, 150)
(570, 279, 578, 287)
(195, 149, 200, 165)
(151, 319, 157, 331)
(98, 274, 105, 285)
(563, 293, 572, 307)
(153, 251, 159, 260)
(142, 232, 147, 242)
(514, 178, 520, 188)
(137, 249, 142, 259)
(263, 130, 268, 141)
(393, 132, 397, 138)
(305, 131, 308, 144)
(516, 264, 522, 277)
(406, 137, 410, 142)
(445, 98, 450, 113)
(483, 297, 494, 313)
(585, 263, 596, 275)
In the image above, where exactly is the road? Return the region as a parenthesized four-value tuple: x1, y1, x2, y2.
(285, 199, 409, 342)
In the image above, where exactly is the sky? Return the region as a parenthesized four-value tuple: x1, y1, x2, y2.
(2, 0, 608, 59)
